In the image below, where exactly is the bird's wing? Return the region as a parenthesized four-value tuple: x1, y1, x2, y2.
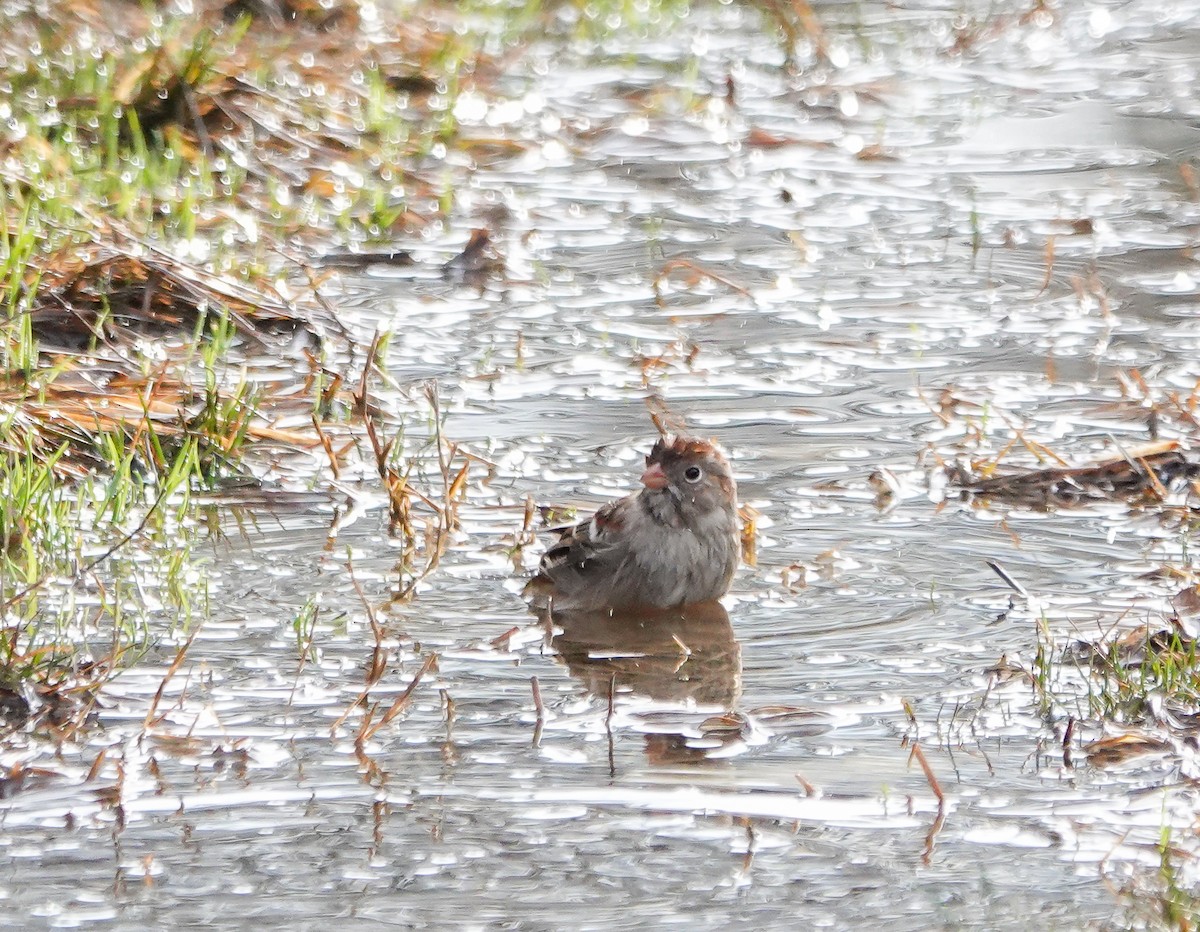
(538, 499, 626, 575)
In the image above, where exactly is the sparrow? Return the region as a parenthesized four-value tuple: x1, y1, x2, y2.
(527, 435, 740, 612)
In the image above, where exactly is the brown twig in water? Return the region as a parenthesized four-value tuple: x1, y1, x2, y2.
(1039, 236, 1056, 293)
(489, 626, 519, 651)
(441, 688, 455, 745)
(358, 652, 439, 744)
(329, 564, 397, 735)
(909, 741, 946, 866)
(923, 800, 947, 867)
(909, 741, 945, 804)
(350, 566, 388, 683)
(645, 392, 689, 438)
(740, 818, 757, 876)
(85, 748, 109, 783)
(311, 412, 340, 480)
(606, 673, 617, 776)
(357, 377, 463, 601)
(531, 675, 544, 748)
(141, 624, 203, 732)
(652, 258, 751, 306)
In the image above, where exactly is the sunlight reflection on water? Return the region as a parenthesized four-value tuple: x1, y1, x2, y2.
(7, 0, 1200, 927)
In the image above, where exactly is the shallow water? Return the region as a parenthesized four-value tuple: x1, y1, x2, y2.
(6, 1, 1200, 928)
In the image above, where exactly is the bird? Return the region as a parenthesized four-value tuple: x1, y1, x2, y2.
(527, 435, 740, 613)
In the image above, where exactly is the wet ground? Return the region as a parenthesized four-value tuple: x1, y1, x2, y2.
(6, 0, 1200, 927)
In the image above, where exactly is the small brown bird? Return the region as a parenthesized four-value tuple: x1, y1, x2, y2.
(528, 436, 740, 612)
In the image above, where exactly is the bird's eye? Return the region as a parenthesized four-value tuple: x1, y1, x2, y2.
(684, 465, 703, 483)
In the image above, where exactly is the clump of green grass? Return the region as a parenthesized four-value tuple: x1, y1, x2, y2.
(1108, 824, 1200, 932)
(1084, 626, 1200, 722)
(0, 421, 204, 737)
(0, 0, 504, 286)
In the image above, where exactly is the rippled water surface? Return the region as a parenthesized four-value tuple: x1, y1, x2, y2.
(7, 1, 1200, 928)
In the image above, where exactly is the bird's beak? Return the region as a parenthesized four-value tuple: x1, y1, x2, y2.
(640, 463, 668, 489)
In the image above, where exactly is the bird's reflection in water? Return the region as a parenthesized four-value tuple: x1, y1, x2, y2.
(540, 601, 750, 764)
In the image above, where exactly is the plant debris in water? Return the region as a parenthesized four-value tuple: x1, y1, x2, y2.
(0, 0, 512, 751)
(26, 240, 320, 350)
(951, 442, 1200, 508)
(6, 0, 1200, 925)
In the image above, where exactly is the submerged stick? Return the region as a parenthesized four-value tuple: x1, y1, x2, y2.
(909, 741, 947, 866)
(987, 560, 1028, 598)
(360, 653, 439, 742)
(530, 676, 544, 748)
(908, 741, 945, 804)
(142, 624, 203, 731)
